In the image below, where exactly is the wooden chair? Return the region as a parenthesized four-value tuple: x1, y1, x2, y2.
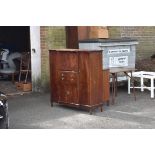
(18, 52, 31, 83)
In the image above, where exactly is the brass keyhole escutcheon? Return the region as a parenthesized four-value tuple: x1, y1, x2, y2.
(66, 91, 70, 95)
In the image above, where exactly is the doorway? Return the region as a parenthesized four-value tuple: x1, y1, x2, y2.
(0, 26, 31, 95)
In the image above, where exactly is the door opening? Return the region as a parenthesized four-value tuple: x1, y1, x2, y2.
(0, 26, 32, 95)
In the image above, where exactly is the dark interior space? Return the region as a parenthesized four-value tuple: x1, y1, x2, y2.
(0, 26, 31, 94)
(0, 26, 30, 53)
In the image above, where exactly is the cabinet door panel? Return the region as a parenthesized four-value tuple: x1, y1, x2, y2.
(58, 52, 78, 71)
(58, 72, 79, 104)
(79, 53, 90, 105)
(58, 85, 78, 104)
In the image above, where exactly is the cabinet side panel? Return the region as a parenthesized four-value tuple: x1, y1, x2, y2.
(49, 52, 59, 102)
(102, 70, 110, 102)
(79, 53, 90, 105)
(89, 52, 103, 105)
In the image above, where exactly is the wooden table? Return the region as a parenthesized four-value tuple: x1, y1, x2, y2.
(110, 67, 136, 104)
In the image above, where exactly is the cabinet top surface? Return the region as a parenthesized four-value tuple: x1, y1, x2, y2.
(49, 49, 102, 53)
(79, 38, 138, 43)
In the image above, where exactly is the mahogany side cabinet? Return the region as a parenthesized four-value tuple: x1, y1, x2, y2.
(49, 49, 109, 114)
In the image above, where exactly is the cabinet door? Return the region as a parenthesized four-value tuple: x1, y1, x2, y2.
(58, 71, 79, 105)
(57, 52, 78, 71)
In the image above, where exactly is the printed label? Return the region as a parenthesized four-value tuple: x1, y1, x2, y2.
(109, 56, 128, 67)
(108, 49, 130, 54)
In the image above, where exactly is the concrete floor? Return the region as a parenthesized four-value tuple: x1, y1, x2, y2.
(8, 88, 155, 129)
(0, 81, 27, 95)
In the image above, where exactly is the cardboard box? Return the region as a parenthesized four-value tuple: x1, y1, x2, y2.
(89, 26, 109, 39)
(15, 82, 22, 90)
(16, 82, 32, 92)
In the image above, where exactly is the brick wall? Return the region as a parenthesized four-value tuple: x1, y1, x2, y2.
(40, 26, 155, 91)
(108, 26, 155, 60)
(40, 26, 66, 91)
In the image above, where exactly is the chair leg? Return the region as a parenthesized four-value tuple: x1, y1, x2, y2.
(128, 76, 131, 94)
(141, 77, 144, 92)
(151, 78, 154, 98)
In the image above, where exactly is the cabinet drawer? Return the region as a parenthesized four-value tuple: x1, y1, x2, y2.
(59, 72, 78, 85)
